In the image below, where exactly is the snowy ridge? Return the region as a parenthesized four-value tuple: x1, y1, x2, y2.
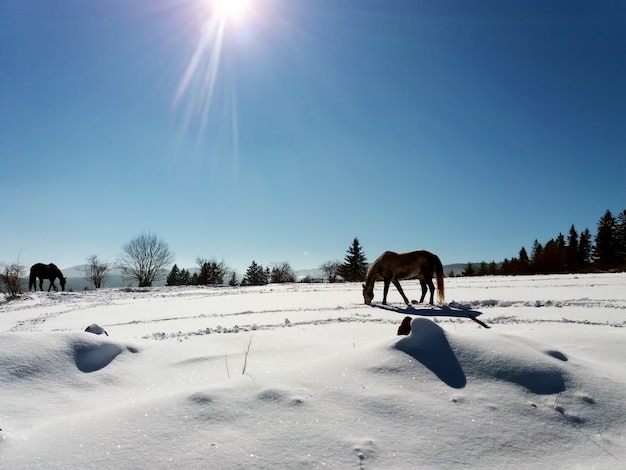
(1, 273, 625, 468)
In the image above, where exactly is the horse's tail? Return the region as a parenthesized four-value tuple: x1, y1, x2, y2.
(435, 255, 445, 303)
(28, 269, 35, 291)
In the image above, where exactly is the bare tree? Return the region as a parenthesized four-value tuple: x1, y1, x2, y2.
(321, 260, 341, 283)
(1, 261, 26, 298)
(119, 232, 175, 287)
(83, 255, 111, 289)
(270, 261, 296, 283)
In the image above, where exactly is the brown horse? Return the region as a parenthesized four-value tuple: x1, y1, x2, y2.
(362, 250, 445, 306)
(29, 263, 67, 292)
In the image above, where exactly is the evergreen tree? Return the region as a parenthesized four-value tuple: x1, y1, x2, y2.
(462, 262, 476, 276)
(478, 261, 488, 276)
(579, 228, 593, 270)
(594, 210, 617, 270)
(615, 210, 626, 268)
(196, 258, 228, 285)
(180, 269, 191, 285)
(530, 240, 544, 273)
(543, 239, 560, 273)
(567, 225, 579, 272)
(242, 261, 269, 286)
(500, 258, 511, 274)
(339, 238, 368, 282)
(488, 261, 498, 275)
(518, 247, 530, 274)
(227, 272, 239, 286)
(166, 264, 181, 286)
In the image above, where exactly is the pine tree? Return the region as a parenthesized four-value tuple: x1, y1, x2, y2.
(530, 239, 544, 273)
(518, 247, 530, 274)
(615, 210, 626, 269)
(500, 258, 511, 274)
(567, 225, 579, 272)
(462, 262, 476, 276)
(594, 210, 617, 270)
(555, 233, 567, 272)
(578, 228, 593, 270)
(166, 264, 181, 286)
(543, 239, 560, 273)
(339, 238, 368, 282)
(242, 261, 268, 286)
(227, 272, 239, 286)
(196, 258, 228, 285)
(478, 261, 488, 276)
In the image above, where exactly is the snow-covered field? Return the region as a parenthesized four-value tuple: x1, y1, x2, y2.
(1, 273, 625, 469)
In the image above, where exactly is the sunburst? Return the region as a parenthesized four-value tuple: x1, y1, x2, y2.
(174, 0, 253, 143)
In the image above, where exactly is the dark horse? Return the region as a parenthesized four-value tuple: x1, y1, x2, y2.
(29, 263, 67, 292)
(362, 250, 445, 306)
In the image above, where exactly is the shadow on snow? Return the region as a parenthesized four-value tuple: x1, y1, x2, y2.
(394, 318, 466, 389)
(372, 303, 484, 320)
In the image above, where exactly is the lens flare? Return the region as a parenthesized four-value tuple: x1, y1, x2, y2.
(174, 0, 253, 145)
(211, 0, 250, 21)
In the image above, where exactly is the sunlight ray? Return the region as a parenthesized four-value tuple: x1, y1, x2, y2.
(174, 14, 226, 139)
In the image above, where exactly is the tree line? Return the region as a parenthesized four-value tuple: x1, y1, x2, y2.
(165, 259, 297, 287)
(1, 232, 368, 297)
(460, 208, 626, 276)
(3, 208, 623, 297)
(165, 238, 370, 287)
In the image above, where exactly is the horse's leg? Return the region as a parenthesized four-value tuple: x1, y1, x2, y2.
(391, 279, 410, 305)
(427, 278, 436, 305)
(382, 279, 391, 305)
(419, 281, 428, 303)
(39, 278, 44, 291)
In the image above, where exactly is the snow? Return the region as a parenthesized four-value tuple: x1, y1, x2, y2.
(1, 273, 625, 469)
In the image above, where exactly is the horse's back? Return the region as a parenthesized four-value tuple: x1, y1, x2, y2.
(30, 263, 46, 273)
(369, 251, 417, 279)
(30, 263, 58, 275)
(371, 250, 441, 279)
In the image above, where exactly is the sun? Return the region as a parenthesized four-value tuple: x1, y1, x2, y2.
(210, 0, 251, 21)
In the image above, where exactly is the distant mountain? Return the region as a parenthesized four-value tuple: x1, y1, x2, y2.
(443, 264, 469, 276)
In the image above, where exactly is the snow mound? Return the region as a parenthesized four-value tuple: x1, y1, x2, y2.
(0, 332, 139, 386)
(394, 317, 466, 388)
(74, 340, 123, 372)
(395, 317, 568, 394)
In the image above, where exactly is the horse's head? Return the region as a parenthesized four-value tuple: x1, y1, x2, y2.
(60, 277, 67, 291)
(362, 283, 373, 305)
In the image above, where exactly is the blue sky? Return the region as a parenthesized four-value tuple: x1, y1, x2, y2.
(1, 0, 624, 274)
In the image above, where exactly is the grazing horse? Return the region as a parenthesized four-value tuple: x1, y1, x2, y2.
(362, 250, 445, 306)
(29, 263, 67, 292)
